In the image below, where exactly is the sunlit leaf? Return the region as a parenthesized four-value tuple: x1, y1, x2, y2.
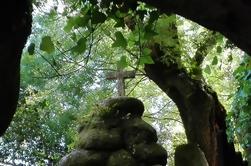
(211, 56, 218, 65)
(139, 48, 154, 65)
(117, 55, 128, 69)
(40, 36, 55, 54)
(64, 16, 90, 32)
(64, 17, 75, 32)
(204, 65, 211, 74)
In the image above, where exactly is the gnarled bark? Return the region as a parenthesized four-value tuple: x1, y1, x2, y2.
(0, 0, 32, 135)
(141, 0, 251, 55)
(145, 44, 247, 166)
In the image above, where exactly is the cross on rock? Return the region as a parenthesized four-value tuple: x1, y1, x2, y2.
(106, 69, 135, 96)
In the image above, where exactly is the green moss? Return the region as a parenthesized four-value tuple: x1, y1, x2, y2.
(78, 97, 145, 132)
(95, 97, 145, 119)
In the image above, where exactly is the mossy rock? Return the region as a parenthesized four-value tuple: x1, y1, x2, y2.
(175, 143, 208, 166)
(78, 118, 105, 133)
(123, 118, 158, 147)
(78, 117, 121, 133)
(95, 97, 144, 119)
(77, 128, 123, 150)
(107, 149, 138, 166)
(58, 150, 109, 166)
(131, 143, 167, 166)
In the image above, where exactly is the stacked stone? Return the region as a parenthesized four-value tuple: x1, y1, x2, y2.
(175, 143, 209, 166)
(59, 97, 167, 166)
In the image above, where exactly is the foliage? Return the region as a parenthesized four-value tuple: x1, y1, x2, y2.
(227, 54, 251, 157)
(0, 0, 248, 165)
(0, 86, 77, 164)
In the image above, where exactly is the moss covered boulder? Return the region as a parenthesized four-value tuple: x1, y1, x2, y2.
(123, 117, 158, 147)
(59, 97, 167, 166)
(77, 128, 122, 150)
(97, 97, 145, 119)
(58, 150, 109, 166)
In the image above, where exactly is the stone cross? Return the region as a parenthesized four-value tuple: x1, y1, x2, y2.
(106, 69, 135, 96)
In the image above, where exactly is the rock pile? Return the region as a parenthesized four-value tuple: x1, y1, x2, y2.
(59, 97, 167, 166)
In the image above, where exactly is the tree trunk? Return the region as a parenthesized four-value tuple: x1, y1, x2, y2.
(141, 0, 251, 56)
(145, 44, 247, 166)
(0, 0, 32, 135)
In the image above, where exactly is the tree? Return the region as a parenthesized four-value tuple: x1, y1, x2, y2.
(21, 1, 246, 165)
(57, 1, 245, 165)
(0, 0, 32, 135)
(1, 0, 251, 135)
(0, 0, 251, 165)
(1, 0, 251, 137)
(138, 0, 251, 55)
(1, 3, 185, 164)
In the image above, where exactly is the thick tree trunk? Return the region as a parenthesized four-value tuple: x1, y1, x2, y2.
(0, 1, 32, 135)
(145, 44, 246, 166)
(141, 0, 251, 56)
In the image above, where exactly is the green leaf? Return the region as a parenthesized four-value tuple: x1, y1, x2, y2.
(72, 37, 87, 54)
(64, 16, 90, 32)
(27, 43, 35, 55)
(144, 25, 158, 39)
(204, 65, 211, 74)
(74, 16, 90, 28)
(117, 56, 128, 69)
(216, 46, 222, 53)
(112, 31, 127, 48)
(40, 36, 55, 54)
(216, 34, 224, 43)
(92, 11, 107, 24)
(64, 17, 75, 32)
(139, 48, 154, 65)
(228, 54, 233, 62)
(211, 56, 218, 65)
